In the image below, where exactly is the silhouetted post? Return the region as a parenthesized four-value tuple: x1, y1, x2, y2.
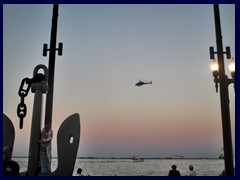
(213, 4, 234, 176)
(43, 4, 63, 126)
(27, 65, 48, 176)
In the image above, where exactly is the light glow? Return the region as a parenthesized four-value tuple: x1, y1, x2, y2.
(210, 59, 219, 72)
(228, 58, 235, 73)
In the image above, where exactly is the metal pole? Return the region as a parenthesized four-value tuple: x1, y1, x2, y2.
(45, 4, 59, 126)
(213, 4, 234, 176)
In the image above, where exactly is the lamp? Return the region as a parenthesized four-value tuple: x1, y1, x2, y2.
(209, 4, 235, 176)
(228, 58, 235, 79)
(210, 59, 219, 92)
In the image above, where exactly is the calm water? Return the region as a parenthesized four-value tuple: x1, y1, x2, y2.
(13, 158, 225, 176)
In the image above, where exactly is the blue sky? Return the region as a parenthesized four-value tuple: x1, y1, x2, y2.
(3, 4, 235, 158)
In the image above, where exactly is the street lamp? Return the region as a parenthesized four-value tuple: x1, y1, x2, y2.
(210, 58, 235, 92)
(209, 4, 235, 176)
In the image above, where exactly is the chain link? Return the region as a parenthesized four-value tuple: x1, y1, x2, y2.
(17, 94, 27, 129)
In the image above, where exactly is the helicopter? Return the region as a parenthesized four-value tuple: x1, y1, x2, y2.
(135, 80, 152, 86)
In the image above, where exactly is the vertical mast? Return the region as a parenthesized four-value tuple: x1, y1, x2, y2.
(44, 4, 62, 126)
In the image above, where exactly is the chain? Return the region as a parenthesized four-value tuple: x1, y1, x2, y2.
(17, 78, 30, 129)
(17, 74, 46, 129)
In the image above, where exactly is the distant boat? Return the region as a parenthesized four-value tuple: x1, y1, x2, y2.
(167, 155, 184, 159)
(219, 147, 224, 159)
(132, 156, 144, 162)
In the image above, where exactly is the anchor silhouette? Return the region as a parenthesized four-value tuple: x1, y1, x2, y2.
(4, 64, 80, 176)
(3, 114, 15, 160)
(3, 5, 80, 176)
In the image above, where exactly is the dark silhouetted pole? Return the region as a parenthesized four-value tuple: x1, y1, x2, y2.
(213, 4, 234, 176)
(43, 4, 63, 126)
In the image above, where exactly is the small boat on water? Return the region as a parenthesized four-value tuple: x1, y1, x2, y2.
(132, 156, 144, 162)
(167, 155, 184, 159)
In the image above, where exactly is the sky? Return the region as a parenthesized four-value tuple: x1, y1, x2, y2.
(3, 4, 235, 158)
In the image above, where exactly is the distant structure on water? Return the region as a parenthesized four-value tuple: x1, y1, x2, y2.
(167, 155, 184, 159)
(132, 156, 144, 162)
(219, 147, 224, 159)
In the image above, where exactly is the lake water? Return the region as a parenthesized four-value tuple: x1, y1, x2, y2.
(13, 157, 225, 176)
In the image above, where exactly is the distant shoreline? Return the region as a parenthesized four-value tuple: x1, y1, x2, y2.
(12, 156, 222, 160)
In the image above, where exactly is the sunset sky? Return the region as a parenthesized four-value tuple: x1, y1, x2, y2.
(3, 4, 235, 158)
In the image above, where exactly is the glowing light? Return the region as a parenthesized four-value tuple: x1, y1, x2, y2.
(228, 58, 235, 73)
(210, 59, 219, 72)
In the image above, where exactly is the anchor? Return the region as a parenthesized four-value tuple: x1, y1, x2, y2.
(15, 65, 80, 176)
(3, 4, 80, 176)
(3, 114, 15, 161)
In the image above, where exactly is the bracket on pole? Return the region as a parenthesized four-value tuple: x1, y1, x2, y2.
(43, 42, 63, 56)
(209, 46, 231, 59)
